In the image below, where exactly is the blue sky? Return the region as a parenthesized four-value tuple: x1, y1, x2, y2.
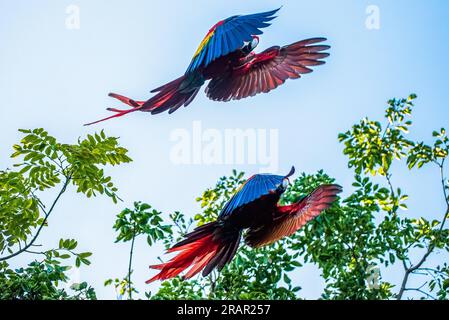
(1, 0, 448, 299)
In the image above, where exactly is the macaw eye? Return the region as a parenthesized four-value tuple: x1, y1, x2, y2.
(282, 178, 289, 189)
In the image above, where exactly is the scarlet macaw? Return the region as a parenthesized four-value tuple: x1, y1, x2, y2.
(86, 8, 330, 125)
(146, 167, 342, 283)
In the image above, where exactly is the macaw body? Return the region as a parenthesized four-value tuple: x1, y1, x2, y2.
(146, 167, 342, 283)
(86, 8, 330, 125)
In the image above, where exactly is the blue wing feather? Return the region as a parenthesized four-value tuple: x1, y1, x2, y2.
(221, 33, 230, 56)
(199, 46, 208, 65)
(255, 22, 272, 28)
(225, 32, 236, 56)
(193, 45, 207, 70)
(245, 8, 280, 20)
(239, 23, 262, 35)
(232, 25, 253, 42)
(219, 173, 285, 219)
(206, 35, 216, 65)
(186, 8, 280, 74)
(227, 30, 241, 53)
(213, 28, 221, 59)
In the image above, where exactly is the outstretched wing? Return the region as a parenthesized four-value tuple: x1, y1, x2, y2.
(206, 38, 330, 102)
(220, 167, 295, 219)
(186, 8, 280, 74)
(219, 174, 284, 219)
(245, 184, 342, 248)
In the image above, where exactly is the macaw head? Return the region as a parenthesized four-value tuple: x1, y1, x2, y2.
(242, 36, 260, 54)
(250, 35, 260, 50)
(281, 178, 290, 190)
(279, 166, 296, 191)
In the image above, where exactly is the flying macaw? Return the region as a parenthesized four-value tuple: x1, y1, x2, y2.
(85, 8, 330, 125)
(146, 167, 342, 283)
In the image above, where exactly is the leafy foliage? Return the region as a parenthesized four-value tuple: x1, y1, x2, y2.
(106, 202, 172, 299)
(0, 129, 131, 299)
(0, 238, 96, 300)
(1, 94, 448, 300)
(336, 94, 449, 299)
(113, 202, 173, 246)
(147, 170, 307, 300)
(142, 94, 448, 300)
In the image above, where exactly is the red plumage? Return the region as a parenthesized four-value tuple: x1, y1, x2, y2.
(146, 168, 342, 283)
(146, 222, 240, 283)
(85, 9, 330, 125)
(206, 38, 330, 102)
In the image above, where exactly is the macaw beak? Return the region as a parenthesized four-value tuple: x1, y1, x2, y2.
(251, 36, 260, 50)
(284, 166, 295, 179)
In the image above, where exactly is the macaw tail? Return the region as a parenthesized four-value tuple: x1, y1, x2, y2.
(84, 74, 204, 126)
(146, 222, 241, 283)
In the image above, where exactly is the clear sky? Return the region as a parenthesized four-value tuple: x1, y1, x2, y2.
(1, 0, 448, 299)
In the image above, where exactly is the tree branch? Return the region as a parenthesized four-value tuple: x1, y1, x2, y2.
(438, 159, 449, 230)
(404, 287, 437, 300)
(397, 159, 448, 300)
(0, 177, 70, 262)
(127, 225, 137, 300)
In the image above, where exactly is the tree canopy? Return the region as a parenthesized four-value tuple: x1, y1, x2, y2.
(0, 95, 448, 300)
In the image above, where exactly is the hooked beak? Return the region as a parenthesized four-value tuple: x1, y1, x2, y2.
(284, 166, 295, 179)
(250, 36, 259, 50)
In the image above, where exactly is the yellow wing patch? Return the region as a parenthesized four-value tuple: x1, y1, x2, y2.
(193, 29, 215, 58)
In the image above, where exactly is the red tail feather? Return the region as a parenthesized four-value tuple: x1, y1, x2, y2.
(83, 93, 145, 126)
(85, 74, 204, 126)
(108, 93, 145, 108)
(146, 222, 241, 283)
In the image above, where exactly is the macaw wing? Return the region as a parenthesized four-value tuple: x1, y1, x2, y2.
(186, 8, 280, 74)
(219, 167, 295, 219)
(245, 184, 342, 248)
(219, 174, 283, 219)
(205, 38, 330, 102)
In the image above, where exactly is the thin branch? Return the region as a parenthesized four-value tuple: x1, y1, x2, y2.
(438, 159, 449, 231)
(416, 267, 445, 275)
(208, 272, 217, 299)
(382, 122, 392, 140)
(385, 173, 398, 213)
(30, 189, 47, 212)
(402, 259, 409, 271)
(0, 177, 70, 262)
(24, 249, 46, 256)
(172, 216, 186, 235)
(413, 268, 440, 283)
(404, 287, 437, 300)
(127, 225, 137, 300)
(397, 159, 448, 300)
